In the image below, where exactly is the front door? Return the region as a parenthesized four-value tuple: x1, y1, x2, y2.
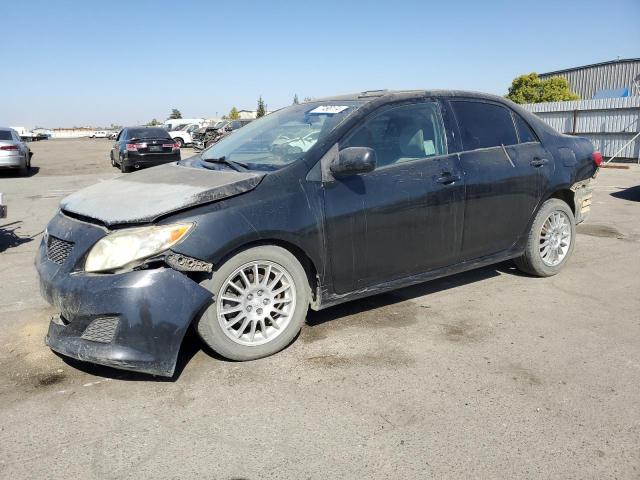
(322, 101, 465, 294)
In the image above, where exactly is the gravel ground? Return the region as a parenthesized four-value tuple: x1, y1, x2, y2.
(0, 139, 639, 479)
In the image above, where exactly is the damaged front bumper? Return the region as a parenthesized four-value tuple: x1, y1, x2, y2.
(35, 213, 213, 377)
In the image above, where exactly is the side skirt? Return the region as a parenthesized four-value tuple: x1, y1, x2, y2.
(315, 247, 523, 310)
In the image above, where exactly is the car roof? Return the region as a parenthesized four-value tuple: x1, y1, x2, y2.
(314, 89, 512, 105)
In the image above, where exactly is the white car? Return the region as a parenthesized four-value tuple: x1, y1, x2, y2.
(169, 124, 201, 148)
(90, 131, 109, 138)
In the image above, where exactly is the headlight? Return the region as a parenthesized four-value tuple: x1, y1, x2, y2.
(84, 223, 193, 273)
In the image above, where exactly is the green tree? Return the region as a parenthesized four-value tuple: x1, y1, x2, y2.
(256, 96, 266, 118)
(168, 109, 182, 119)
(228, 107, 240, 120)
(293, 94, 299, 104)
(506, 73, 579, 104)
(147, 118, 160, 126)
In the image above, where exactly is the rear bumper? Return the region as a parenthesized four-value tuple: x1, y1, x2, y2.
(124, 152, 181, 168)
(0, 154, 25, 169)
(572, 178, 594, 224)
(35, 215, 212, 377)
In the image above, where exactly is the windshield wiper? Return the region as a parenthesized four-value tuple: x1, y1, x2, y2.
(201, 155, 248, 172)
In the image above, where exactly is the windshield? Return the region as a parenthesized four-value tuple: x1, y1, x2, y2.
(213, 121, 228, 129)
(201, 101, 365, 170)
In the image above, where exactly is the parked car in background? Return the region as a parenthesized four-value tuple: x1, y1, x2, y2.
(36, 90, 600, 377)
(169, 123, 201, 147)
(108, 130, 120, 140)
(162, 118, 206, 131)
(0, 127, 32, 175)
(90, 131, 109, 138)
(109, 126, 180, 173)
(192, 119, 253, 150)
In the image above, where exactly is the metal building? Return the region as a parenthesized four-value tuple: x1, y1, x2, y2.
(539, 58, 640, 100)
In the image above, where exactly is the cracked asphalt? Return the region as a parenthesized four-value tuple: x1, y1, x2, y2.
(0, 139, 639, 479)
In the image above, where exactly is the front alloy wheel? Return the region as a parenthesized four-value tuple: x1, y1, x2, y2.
(196, 246, 309, 360)
(217, 261, 296, 346)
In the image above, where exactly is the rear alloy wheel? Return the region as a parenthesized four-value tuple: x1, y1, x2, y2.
(514, 198, 576, 277)
(196, 246, 310, 360)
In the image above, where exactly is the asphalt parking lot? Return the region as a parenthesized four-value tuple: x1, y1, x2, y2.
(0, 138, 639, 479)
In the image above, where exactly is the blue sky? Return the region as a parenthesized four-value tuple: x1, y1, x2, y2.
(4, 0, 639, 127)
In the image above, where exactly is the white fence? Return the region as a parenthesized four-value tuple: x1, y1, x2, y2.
(521, 96, 640, 161)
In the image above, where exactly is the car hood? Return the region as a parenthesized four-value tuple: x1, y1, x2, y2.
(61, 163, 265, 226)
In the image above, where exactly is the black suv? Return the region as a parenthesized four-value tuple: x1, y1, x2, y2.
(110, 126, 180, 172)
(37, 90, 600, 376)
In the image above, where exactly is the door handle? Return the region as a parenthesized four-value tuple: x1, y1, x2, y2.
(436, 172, 461, 185)
(530, 157, 548, 167)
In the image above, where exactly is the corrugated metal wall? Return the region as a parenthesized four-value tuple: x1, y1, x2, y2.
(539, 60, 640, 100)
(522, 96, 640, 161)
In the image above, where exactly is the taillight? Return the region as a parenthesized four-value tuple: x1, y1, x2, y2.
(126, 143, 147, 151)
(163, 143, 180, 150)
(0, 145, 18, 151)
(592, 151, 602, 167)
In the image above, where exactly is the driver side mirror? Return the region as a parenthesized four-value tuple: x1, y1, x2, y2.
(330, 147, 377, 177)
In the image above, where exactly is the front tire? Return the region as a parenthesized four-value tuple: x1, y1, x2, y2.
(514, 198, 576, 277)
(196, 246, 310, 361)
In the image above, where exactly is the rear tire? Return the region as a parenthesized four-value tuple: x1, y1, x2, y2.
(119, 155, 130, 173)
(196, 246, 310, 361)
(514, 198, 575, 277)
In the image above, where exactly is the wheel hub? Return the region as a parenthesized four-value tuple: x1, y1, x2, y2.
(217, 261, 296, 346)
(539, 211, 571, 267)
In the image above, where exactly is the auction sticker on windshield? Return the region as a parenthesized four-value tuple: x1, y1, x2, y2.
(308, 105, 350, 114)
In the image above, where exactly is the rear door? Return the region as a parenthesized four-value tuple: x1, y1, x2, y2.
(322, 100, 465, 293)
(449, 100, 542, 260)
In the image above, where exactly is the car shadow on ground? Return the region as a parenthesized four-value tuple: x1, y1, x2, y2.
(58, 261, 526, 383)
(0, 166, 40, 178)
(610, 184, 640, 202)
(0, 221, 39, 253)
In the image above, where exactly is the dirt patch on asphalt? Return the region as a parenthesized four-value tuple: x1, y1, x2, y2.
(0, 309, 82, 398)
(305, 349, 413, 369)
(508, 363, 543, 386)
(440, 318, 487, 344)
(577, 224, 625, 239)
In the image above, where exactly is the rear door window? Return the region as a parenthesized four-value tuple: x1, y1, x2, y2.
(512, 113, 538, 143)
(451, 101, 518, 151)
(342, 102, 447, 168)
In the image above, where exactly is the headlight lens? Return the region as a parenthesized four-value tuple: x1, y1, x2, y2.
(84, 223, 193, 273)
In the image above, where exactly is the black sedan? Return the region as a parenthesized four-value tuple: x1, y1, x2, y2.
(110, 126, 180, 172)
(36, 90, 600, 376)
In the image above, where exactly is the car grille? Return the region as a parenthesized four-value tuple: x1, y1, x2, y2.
(81, 317, 119, 343)
(46, 235, 74, 265)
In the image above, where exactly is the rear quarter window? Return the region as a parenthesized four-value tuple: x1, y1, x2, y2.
(512, 112, 539, 143)
(451, 101, 518, 151)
